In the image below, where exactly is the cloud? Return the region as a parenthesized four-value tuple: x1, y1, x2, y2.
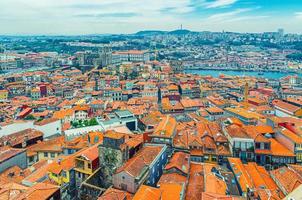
(160, 6, 195, 14)
(225, 15, 269, 22)
(74, 12, 139, 18)
(295, 12, 302, 19)
(0, 0, 301, 34)
(60, 1, 128, 10)
(205, 0, 238, 8)
(206, 8, 252, 21)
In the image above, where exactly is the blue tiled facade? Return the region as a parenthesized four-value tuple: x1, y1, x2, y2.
(145, 144, 168, 187)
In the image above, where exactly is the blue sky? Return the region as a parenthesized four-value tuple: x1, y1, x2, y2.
(0, 0, 301, 35)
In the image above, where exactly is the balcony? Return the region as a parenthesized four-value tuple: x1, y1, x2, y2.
(75, 159, 92, 175)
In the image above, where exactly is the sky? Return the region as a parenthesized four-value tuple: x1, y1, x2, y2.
(0, 0, 301, 35)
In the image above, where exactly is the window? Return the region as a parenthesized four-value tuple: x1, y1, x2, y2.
(88, 163, 91, 169)
(62, 171, 67, 178)
(51, 153, 56, 158)
(121, 184, 127, 190)
(241, 142, 246, 150)
(246, 142, 253, 150)
(29, 156, 34, 162)
(44, 152, 48, 157)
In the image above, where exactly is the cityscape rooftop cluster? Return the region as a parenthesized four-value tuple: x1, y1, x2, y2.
(0, 30, 302, 200)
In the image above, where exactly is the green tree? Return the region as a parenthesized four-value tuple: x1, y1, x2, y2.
(72, 121, 79, 128)
(24, 114, 36, 120)
(89, 118, 98, 126)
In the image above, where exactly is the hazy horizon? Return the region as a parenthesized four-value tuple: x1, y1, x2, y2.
(0, 0, 302, 35)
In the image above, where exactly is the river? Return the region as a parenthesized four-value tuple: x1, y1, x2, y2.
(184, 69, 301, 79)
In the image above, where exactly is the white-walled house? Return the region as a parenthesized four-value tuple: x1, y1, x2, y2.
(34, 118, 62, 138)
(0, 118, 62, 139)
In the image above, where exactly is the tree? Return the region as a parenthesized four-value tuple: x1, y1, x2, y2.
(24, 114, 36, 120)
(78, 119, 83, 127)
(89, 118, 98, 126)
(72, 121, 79, 128)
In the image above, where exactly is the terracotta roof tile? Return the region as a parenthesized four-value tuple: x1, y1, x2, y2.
(132, 185, 161, 200)
(0, 129, 43, 147)
(201, 192, 242, 200)
(244, 162, 284, 199)
(270, 165, 302, 194)
(225, 124, 250, 139)
(78, 144, 99, 161)
(15, 183, 59, 200)
(269, 138, 295, 157)
(98, 187, 133, 200)
(152, 115, 177, 138)
(116, 145, 163, 178)
(0, 148, 26, 163)
(160, 183, 183, 200)
(165, 152, 190, 175)
(0, 165, 31, 185)
(227, 157, 254, 194)
(272, 99, 301, 113)
(158, 173, 187, 186)
(203, 163, 227, 195)
(185, 163, 204, 200)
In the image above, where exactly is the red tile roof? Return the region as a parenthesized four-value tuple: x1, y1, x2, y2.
(272, 99, 301, 113)
(98, 187, 133, 200)
(15, 183, 59, 200)
(185, 163, 204, 200)
(116, 145, 163, 178)
(244, 162, 284, 199)
(152, 115, 177, 138)
(201, 192, 242, 200)
(132, 185, 161, 200)
(78, 144, 99, 161)
(0, 147, 26, 163)
(165, 152, 190, 175)
(270, 165, 302, 194)
(0, 129, 43, 147)
(0, 165, 31, 185)
(269, 138, 295, 157)
(158, 173, 187, 186)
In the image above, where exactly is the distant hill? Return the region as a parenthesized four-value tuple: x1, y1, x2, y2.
(168, 29, 193, 35)
(135, 29, 196, 36)
(135, 30, 167, 36)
